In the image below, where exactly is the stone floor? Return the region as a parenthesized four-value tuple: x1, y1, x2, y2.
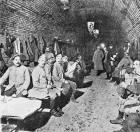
(36, 70, 122, 132)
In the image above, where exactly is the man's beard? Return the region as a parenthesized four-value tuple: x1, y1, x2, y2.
(16, 63, 21, 67)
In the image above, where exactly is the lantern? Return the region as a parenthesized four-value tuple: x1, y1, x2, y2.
(60, 0, 70, 10)
(87, 22, 95, 35)
(93, 29, 99, 34)
(87, 21, 99, 38)
(93, 29, 99, 38)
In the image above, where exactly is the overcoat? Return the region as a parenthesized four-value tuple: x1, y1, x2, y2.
(93, 49, 104, 71)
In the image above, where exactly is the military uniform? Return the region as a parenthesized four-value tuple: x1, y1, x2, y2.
(119, 96, 140, 114)
(0, 65, 30, 96)
(93, 48, 105, 75)
(28, 65, 60, 99)
(53, 61, 77, 102)
(110, 64, 140, 125)
(44, 63, 52, 83)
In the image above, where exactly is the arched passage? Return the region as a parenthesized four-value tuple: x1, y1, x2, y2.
(60, 0, 140, 59)
(0, 0, 140, 58)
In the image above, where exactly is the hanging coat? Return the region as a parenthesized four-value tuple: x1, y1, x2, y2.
(54, 41, 60, 55)
(5, 36, 15, 58)
(22, 40, 29, 60)
(13, 38, 24, 54)
(25, 40, 34, 62)
(14, 37, 21, 54)
(36, 36, 43, 54)
(0, 49, 5, 70)
(41, 36, 47, 53)
(1, 48, 9, 65)
(28, 35, 40, 62)
(93, 49, 104, 71)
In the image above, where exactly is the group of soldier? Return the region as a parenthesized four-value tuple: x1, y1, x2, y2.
(93, 42, 140, 132)
(1, 40, 140, 131)
(0, 47, 87, 117)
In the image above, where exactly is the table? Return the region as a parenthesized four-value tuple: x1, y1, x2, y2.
(0, 96, 51, 131)
(0, 96, 42, 120)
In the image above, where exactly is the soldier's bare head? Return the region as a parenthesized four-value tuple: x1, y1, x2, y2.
(100, 43, 105, 49)
(62, 55, 68, 62)
(38, 54, 46, 67)
(97, 46, 100, 50)
(12, 54, 21, 67)
(56, 54, 62, 63)
(133, 60, 140, 69)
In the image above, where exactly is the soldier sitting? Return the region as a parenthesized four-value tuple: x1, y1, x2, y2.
(113, 113, 140, 132)
(0, 54, 30, 97)
(65, 54, 87, 88)
(111, 52, 133, 85)
(64, 58, 78, 81)
(28, 54, 63, 117)
(74, 54, 87, 87)
(53, 54, 78, 103)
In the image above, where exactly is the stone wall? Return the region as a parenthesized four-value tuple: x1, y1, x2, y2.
(1, 0, 140, 58)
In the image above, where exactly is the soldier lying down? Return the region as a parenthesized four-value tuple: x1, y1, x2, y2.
(110, 60, 140, 125)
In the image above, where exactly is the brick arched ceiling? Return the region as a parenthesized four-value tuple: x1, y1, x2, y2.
(0, 0, 140, 44)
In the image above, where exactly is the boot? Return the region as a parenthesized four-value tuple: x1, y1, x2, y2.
(109, 77, 115, 82)
(97, 70, 102, 76)
(50, 99, 62, 117)
(57, 107, 64, 115)
(70, 90, 78, 103)
(55, 95, 64, 115)
(110, 111, 124, 125)
(106, 73, 111, 80)
(51, 109, 62, 117)
(116, 78, 120, 85)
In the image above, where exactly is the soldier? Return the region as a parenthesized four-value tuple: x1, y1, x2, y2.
(53, 54, 78, 103)
(110, 60, 140, 125)
(0, 54, 30, 97)
(44, 53, 55, 85)
(28, 54, 63, 117)
(93, 44, 105, 76)
(113, 113, 140, 132)
(111, 52, 133, 85)
(45, 47, 55, 62)
(104, 45, 114, 79)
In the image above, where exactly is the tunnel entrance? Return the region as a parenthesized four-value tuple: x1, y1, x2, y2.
(69, 9, 129, 62)
(76, 13, 127, 47)
(0, 0, 140, 61)
(55, 0, 140, 60)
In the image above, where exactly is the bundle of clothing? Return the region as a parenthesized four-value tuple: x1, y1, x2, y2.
(3, 34, 48, 63)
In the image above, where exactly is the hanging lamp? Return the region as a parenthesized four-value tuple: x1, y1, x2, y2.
(60, 0, 70, 10)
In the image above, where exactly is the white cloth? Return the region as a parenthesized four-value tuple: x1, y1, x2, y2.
(119, 71, 140, 89)
(123, 97, 140, 114)
(14, 38, 21, 54)
(54, 41, 60, 55)
(65, 62, 77, 78)
(0, 96, 42, 119)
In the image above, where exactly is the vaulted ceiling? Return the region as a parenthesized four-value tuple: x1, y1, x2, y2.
(0, 0, 140, 45)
